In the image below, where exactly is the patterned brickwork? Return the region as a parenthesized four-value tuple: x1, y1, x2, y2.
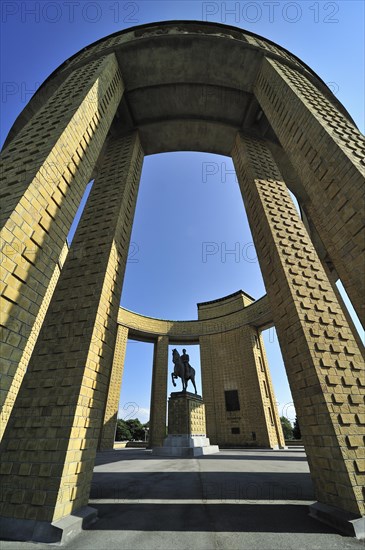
(244, 34, 306, 72)
(232, 134, 365, 516)
(197, 291, 254, 320)
(1, 243, 68, 439)
(168, 394, 206, 435)
(149, 336, 169, 447)
(254, 57, 365, 325)
(118, 293, 273, 340)
(0, 53, 124, 438)
(189, 399, 206, 435)
(0, 132, 144, 523)
(199, 325, 284, 448)
(257, 332, 285, 448)
(168, 395, 188, 435)
(98, 325, 129, 450)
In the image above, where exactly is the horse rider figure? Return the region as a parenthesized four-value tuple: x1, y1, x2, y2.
(171, 348, 197, 394)
(181, 348, 191, 381)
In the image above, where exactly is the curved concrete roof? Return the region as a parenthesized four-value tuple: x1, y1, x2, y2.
(4, 21, 353, 155)
(118, 293, 273, 343)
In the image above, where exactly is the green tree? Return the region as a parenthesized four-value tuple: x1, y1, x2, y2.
(126, 418, 145, 441)
(292, 416, 302, 439)
(115, 419, 132, 441)
(280, 416, 293, 440)
(116, 418, 150, 441)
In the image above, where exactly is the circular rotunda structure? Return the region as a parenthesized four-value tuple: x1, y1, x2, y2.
(0, 21, 364, 542)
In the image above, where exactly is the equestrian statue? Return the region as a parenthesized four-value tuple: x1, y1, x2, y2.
(171, 348, 197, 394)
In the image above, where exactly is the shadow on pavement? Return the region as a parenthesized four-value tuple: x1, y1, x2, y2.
(94, 449, 308, 466)
(90, 471, 314, 500)
(87, 503, 340, 535)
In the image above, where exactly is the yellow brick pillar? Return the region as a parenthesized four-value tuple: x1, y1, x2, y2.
(232, 134, 364, 521)
(243, 325, 285, 448)
(256, 330, 286, 448)
(199, 326, 284, 449)
(149, 336, 169, 447)
(0, 53, 124, 439)
(0, 132, 144, 538)
(98, 324, 129, 450)
(254, 57, 365, 326)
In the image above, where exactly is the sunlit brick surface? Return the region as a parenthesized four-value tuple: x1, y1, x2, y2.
(0, 53, 124, 438)
(149, 336, 169, 447)
(255, 58, 365, 326)
(0, 133, 144, 522)
(198, 294, 284, 449)
(98, 325, 129, 450)
(232, 134, 365, 516)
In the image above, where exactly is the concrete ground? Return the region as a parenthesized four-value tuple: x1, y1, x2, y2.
(1, 447, 363, 550)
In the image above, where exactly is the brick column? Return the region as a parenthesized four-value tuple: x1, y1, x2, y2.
(98, 324, 129, 450)
(0, 53, 124, 438)
(199, 335, 218, 444)
(244, 326, 285, 449)
(149, 336, 169, 447)
(0, 132, 144, 532)
(200, 327, 284, 448)
(254, 57, 365, 326)
(232, 134, 364, 518)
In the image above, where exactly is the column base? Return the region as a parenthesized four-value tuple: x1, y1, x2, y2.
(309, 502, 365, 539)
(0, 506, 97, 544)
(152, 434, 219, 457)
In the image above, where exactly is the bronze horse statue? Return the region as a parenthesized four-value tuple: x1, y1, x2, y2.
(171, 349, 197, 393)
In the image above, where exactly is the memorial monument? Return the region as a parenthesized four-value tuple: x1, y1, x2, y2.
(0, 20, 364, 542)
(153, 349, 219, 457)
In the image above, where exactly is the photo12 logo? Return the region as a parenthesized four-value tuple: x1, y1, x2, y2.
(202, 161, 238, 184)
(202, 241, 257, 263)
(1, 2, 140, 24)
(201, 2, 340, 24)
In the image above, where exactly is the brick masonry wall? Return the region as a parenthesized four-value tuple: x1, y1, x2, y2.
(118, 293, 273, 341)
(167, 395, 206, 435)
(1, 243, 68, 439)
(200, 325, 284, 448)
(254, 57, 365, 326)
(0, 132, 144, 523)
(232, 133, 364, 516)
(149, 336, 169, 447)
(98, 325, 129, 450)
(0, 53, 124, 439)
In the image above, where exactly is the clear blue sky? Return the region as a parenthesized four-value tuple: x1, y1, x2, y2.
(1, 1, 364, 426)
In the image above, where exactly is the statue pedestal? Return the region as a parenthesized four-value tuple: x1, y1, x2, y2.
(153, 392, 219, 457)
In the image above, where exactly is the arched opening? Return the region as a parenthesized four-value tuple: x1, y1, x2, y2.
(116, 339, 154, 446)
(121, 151, 266, 318)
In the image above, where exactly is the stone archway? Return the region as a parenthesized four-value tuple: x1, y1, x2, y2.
(0, 21, 364, 541)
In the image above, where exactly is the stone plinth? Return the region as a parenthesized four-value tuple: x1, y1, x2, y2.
(153, 392, 219, 457)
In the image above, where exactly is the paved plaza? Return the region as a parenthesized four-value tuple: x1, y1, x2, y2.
(1, 447, 362, 550)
